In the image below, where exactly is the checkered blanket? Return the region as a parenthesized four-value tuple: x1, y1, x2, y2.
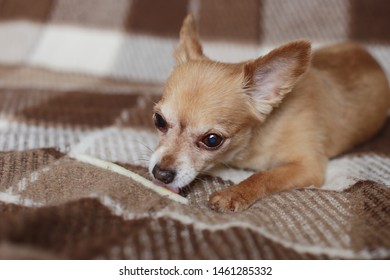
(0, 0, 389, 259)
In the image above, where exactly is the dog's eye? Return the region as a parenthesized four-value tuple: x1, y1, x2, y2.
(201, 134, 224, 149)
(154, 113, 168, 132)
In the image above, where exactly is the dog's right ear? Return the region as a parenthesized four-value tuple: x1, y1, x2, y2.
(175, 14, 204, 64)
(243, 40, 311, 121)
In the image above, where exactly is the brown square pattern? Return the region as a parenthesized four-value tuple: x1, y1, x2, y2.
(18, 92, 140, 128)
(350, 0, 390, 42)
(0, 0, 53, 21)
(199, 0, 262, 43)
(126, 0, 189, 37)
(50, 0, 131, 29)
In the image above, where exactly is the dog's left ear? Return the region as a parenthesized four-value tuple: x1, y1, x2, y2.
(175, 14, 204, 64)
(244, 40, 311, 120)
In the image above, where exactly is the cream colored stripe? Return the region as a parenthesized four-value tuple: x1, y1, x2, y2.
(0, 192, 43, 207)
(314, 194, 351, 247)
(223, 228, 248, 259)
(195, 229, 219, 259)
(164, 219, 182, 259)
(237, 229, 262, 259)
(321, 192, 351, 219)
(70, 153, 189, 205)
(0, 119, 87, 152)
(260, 199, 299, 240)
(366, 155, 390, 180)
(177, 226, 196, 259)
(149, 220, 169, 259)
(282, 192, 328, 245)
(293, 191, 346, 248)
(323, 155, 390, 191)
(271, 195, 309, 242)
(137, 226, 154, 259)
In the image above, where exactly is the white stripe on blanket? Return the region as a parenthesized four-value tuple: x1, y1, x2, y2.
(29, 24, 124, 76)
(0, 21, 389, 84)
(0, 21, 43, 64)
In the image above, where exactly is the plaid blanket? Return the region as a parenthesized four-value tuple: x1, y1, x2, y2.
(0, 0, 389, 259)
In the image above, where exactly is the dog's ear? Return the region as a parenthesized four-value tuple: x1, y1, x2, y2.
(244, 40, 311, 120)
(175, 14, 204, 64)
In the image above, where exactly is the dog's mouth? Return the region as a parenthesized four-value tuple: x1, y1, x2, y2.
(152, 179, 180, 194)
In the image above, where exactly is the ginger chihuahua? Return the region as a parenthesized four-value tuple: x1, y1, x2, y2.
(149, 15, 390, 212)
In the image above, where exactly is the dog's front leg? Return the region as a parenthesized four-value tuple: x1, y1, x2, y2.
(209, 160, 326, 212)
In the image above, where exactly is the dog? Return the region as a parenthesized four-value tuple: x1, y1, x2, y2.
(149, 15, 390, 212)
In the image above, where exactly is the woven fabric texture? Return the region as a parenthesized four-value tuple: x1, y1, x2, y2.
(0, 0, 389, 259)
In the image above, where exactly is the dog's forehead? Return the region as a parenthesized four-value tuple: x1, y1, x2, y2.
(156, 60, 253, 135)
(163, 62, 244, 106)
(159, 99, 214, 130)
(166, 61, 243, 94)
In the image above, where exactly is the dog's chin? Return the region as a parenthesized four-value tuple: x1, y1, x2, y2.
(152, 180, 190, 194)
(167, 173, 197, 194)
(165, 185, 181, 194)
(163, 167, 199, 194)
(152, 179, 181, 194)
(150, 170, 197, 194)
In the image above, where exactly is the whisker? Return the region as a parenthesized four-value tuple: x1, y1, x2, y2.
(135, 153, 152, 159)
(195, 176, 207, 183)
(199, 170, 214, 176)
(133, 140, 155, 155)
(220, 162, 234, 169)
(134, 157, 151, 163)
(134, 158, 150, 164)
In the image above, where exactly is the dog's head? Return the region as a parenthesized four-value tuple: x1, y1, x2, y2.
(149, 15, 311, 193)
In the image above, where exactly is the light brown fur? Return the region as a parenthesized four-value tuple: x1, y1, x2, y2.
(149, 15, 390, 212)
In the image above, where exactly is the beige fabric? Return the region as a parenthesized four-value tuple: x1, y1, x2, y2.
(0, 0, 389, 259)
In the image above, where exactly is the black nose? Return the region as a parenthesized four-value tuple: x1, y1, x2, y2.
(152, 164, 176, 184)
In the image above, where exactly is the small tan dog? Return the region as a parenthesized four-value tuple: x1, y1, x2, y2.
(149, 15, 390, 212)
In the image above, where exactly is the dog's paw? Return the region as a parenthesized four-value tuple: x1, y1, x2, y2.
(208, 189, 252, 213)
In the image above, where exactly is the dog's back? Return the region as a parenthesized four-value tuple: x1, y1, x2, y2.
(310, 43, 390, 156)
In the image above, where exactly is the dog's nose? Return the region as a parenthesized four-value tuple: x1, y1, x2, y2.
(152, 164, 176, 184)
